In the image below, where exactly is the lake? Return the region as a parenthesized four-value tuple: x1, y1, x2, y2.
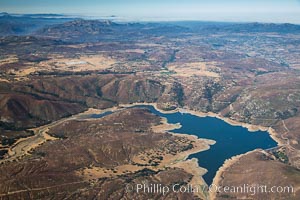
(93, 105, 278, 186)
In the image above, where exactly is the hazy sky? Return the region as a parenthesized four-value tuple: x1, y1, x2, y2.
(1, 0, 300, 23)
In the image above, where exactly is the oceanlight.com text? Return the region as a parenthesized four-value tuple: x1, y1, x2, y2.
(125, 183, 294, 196)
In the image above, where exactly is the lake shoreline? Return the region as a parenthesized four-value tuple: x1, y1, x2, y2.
(209, 149, 259, 200)
(118, 103, 282, 189)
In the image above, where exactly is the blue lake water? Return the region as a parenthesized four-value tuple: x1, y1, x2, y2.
(90, 111, 113, 118)
(93, 105, 278, 186)
(133, 105, 277, 185)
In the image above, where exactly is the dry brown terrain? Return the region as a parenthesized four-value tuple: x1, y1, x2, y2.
(212, 150, 300, 200)
(168, 62, 220, 78)
(0, 108, 213, 199)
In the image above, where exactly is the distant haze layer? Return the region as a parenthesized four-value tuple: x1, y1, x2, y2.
(0, 0, 300, 23)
